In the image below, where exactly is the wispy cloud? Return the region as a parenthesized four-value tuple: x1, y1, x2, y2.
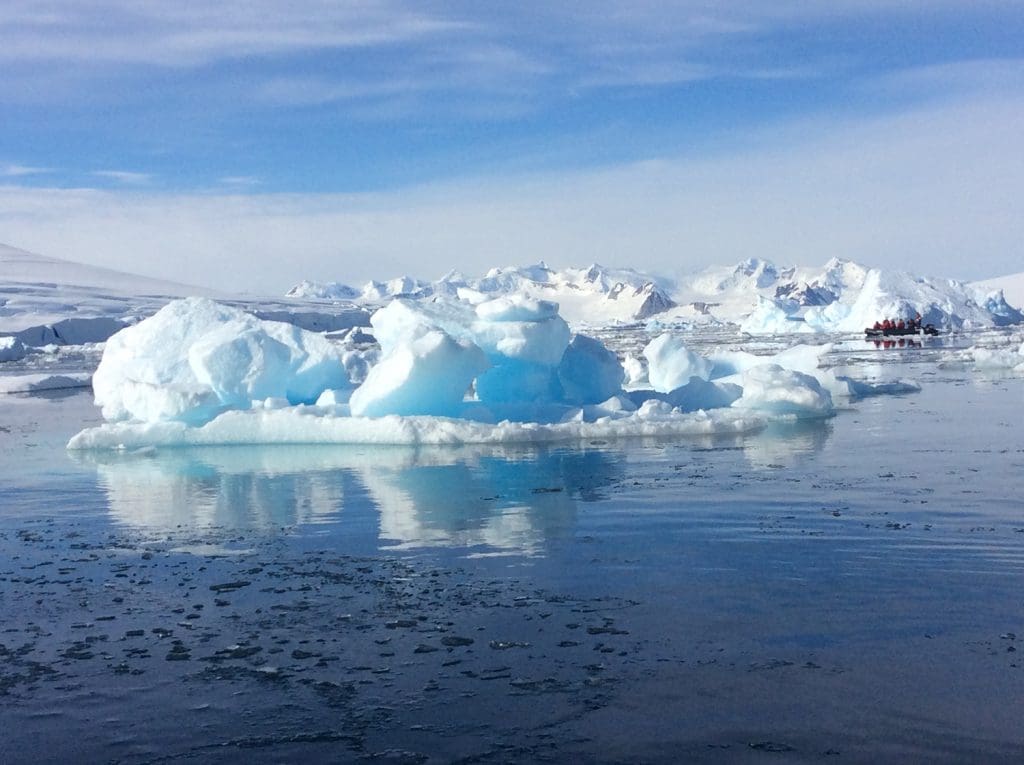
(2, 89, 1021, 292)
(218, 175, 260, 187)
(4, 0, 1003, 108)
(1, 163, 52, 177)
(0, 1, 468, 67)
(92, 170, 152, 185)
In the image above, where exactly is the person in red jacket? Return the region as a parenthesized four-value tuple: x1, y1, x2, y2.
(896, 319, 906, 329)
(882, 319, 892, 330)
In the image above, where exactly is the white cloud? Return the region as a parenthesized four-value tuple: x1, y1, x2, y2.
(1, 85, 1021, 293)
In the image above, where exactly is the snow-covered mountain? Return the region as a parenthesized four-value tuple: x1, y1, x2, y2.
(0, 243, 223, 345)
(675, 257, 1024, 333)
(291, 257, 1022, 334)
(0, 243, 370, 348)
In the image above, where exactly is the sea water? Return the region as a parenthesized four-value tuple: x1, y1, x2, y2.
(1, 333, 1022, 763)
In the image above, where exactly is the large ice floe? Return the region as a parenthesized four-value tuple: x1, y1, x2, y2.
(68, 296, 920, 449)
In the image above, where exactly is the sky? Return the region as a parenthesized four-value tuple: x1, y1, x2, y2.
(1, 1, 1023, 294)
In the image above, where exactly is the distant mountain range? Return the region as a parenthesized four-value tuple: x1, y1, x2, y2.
(1, 242, 1019, 345)
(289, 257, 1024, 332)
(287, 262, 678, 325)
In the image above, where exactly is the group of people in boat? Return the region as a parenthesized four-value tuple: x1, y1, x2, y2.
(872, 314, 923, 331)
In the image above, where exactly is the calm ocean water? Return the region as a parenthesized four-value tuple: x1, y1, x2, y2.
(1, 336, 1022, 763)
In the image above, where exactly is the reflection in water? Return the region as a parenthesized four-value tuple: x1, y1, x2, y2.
(71, 444, 629, 556)
(370, 447, 622, 554)
(70, 423, 832, 553)
(741, 420, 833, 470)
(73, 447, 350, 531)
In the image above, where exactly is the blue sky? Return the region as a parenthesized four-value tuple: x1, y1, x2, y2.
(2, 1, 1023, 292)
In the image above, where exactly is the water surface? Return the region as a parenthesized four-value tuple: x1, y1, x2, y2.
(1, 336, 1022, 763)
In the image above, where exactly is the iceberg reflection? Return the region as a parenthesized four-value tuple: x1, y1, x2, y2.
(71, 444, 626, 556)
(741, 420, 833, 470)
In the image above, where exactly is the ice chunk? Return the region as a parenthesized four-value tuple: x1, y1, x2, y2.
(708, 343, 830, 379)
(92, 297, 350, 425)
(643, 333, 713, 392)
(370, 298, 476, 353)
(666, 377, 743, 412)
(971, 345, 1024, 371)
(622, 352, 647, 387)
(471, 312, 569, 367)
(824, 376, 922, 398)
(349, 330, 488, 418)
(732, 364, 833, 417)
(469, 296, 571, 405)
(0, 336, 27, 362)
(628, 377, 742, 412)
(557, 334, 625, 405)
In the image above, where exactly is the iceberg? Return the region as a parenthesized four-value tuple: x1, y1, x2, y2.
(92, 297, 352, 425)
(0, 336, 28, 363)
(69, 296, 924, 450)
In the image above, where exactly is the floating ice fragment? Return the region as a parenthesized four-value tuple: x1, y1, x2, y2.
(643, 333, 713, 392)
(731, 364, 833, 417)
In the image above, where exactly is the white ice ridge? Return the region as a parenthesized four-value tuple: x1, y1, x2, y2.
(69, 298, 921, 449)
